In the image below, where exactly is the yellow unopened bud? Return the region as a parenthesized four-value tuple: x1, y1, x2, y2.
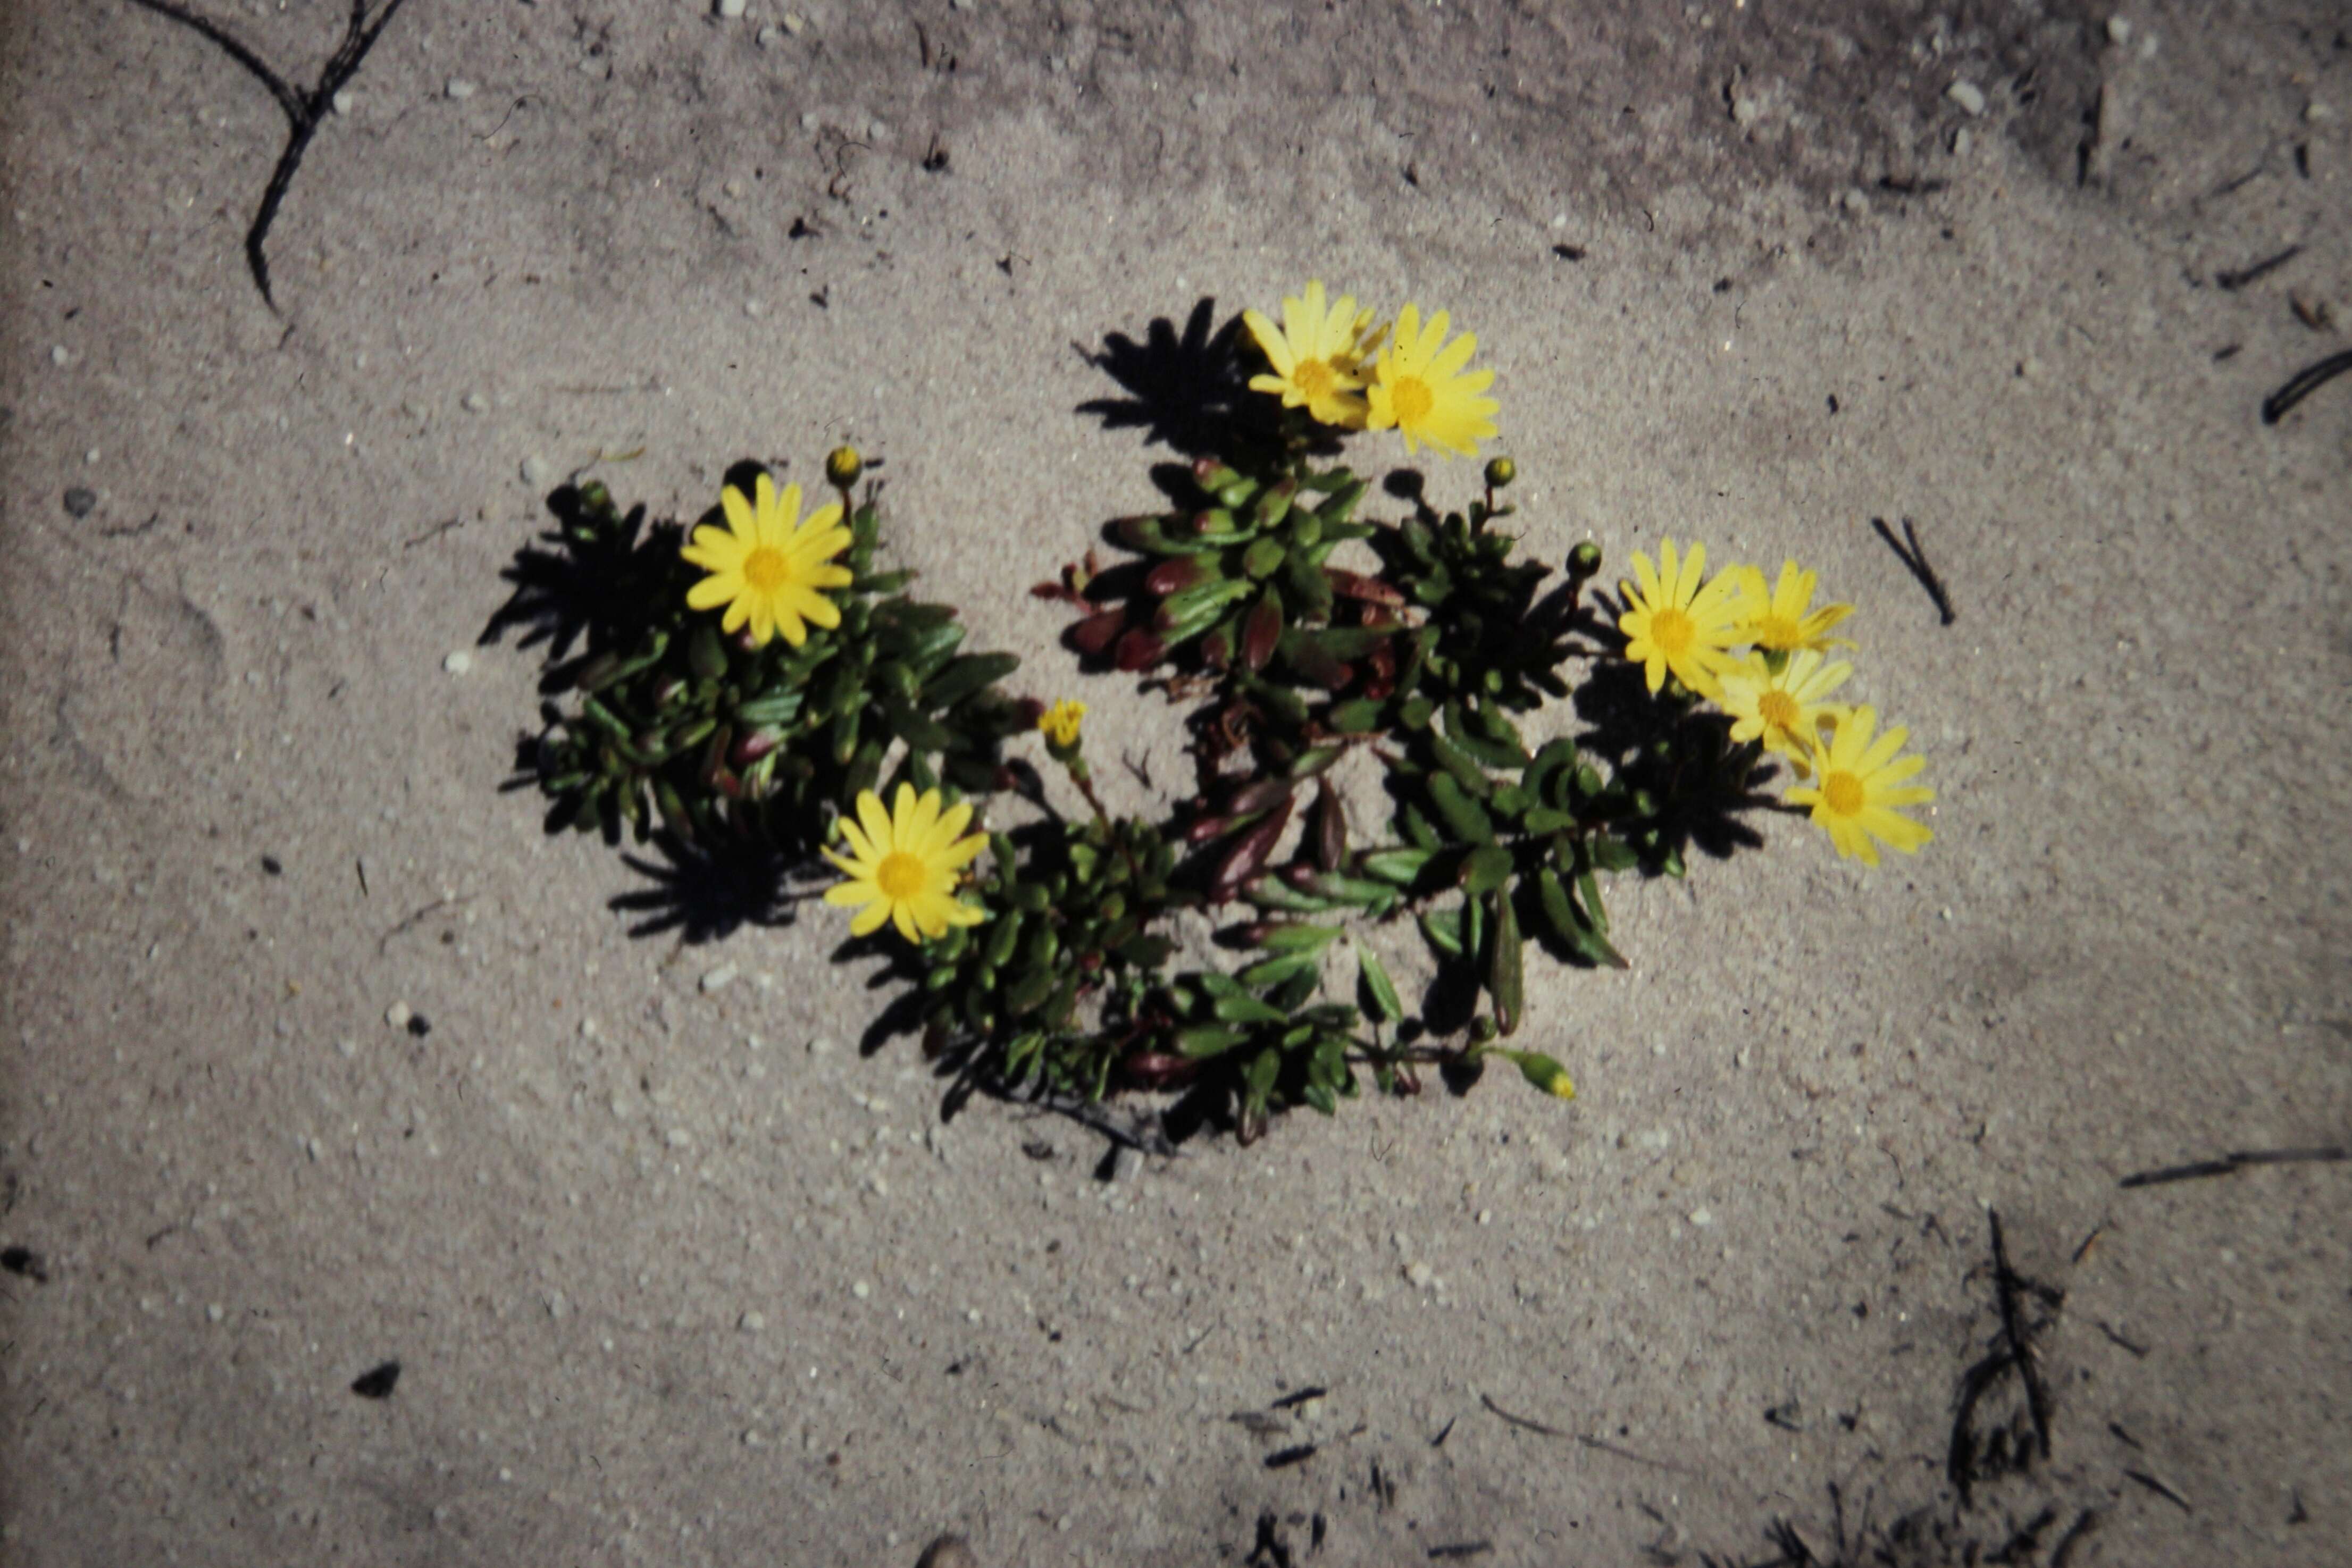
(825, 445, 864, 489)
(1037, 699, 1086, 749)
(1483, 456, 1517, 489)
(1495, 1049, 1575, 1101)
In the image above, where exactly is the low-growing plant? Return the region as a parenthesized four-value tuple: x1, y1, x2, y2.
(505, 285, 1935, 1146)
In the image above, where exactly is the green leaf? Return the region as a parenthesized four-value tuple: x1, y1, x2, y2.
(1356, 942, 1404, 1024)
(1327, 697, 1384, 735)
(1245, 1047, 1282, 1096)
(1523, 807, 1577, 834)
(1427, 731, 1494, 797)
(922, 652, 1019, 710)
(1176, 1024, 1252, 1059)
(1419, 905, 1465, 960)
(1428, 773, 1496, 844)
(1461, 843, 1515, 895)
(1487, 887, 1524, 1037)
(1212, 994, 1288, 1025)
(1359, 847, 1433, 887)
(1253, 924, 1346, 954)
(1240, 953, 1320, 988)
(1589, 835, 1638, 874)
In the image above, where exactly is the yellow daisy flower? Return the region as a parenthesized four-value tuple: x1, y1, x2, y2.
(1786, 706, 1934, 867)
(1735, 560, 1857, 655)
(1242, 280, 1383, 428)
(1037, 699, 1087, 748)
(1364, 304, 1499, 458)
(681, 472, 853, 649)
(1717, 650, 1853, 772)
(822, 784, 989, 943)
(1617, 538, 1747, 699)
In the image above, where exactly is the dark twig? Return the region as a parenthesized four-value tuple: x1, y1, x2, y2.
(1576, 1433, 1694, 1473)
(2214, 244, 2303, 291)
(122, 0, 416, 309)
(1479, 1393, 1566, 1438)
(1869, 516, 1955, 625)
(2048, 1510, 2100, 1568)
(2262, 349, 2352, 424)
(1988, 1212, 2054, 1465)
(2122, 1469, 2191, 1513)
(2119, 1145, 2347, 1188)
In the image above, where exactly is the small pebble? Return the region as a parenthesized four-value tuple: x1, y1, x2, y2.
(1404, 1261, 1434, 1289)
(521, 455, 553, 488)
(1297, 1396, 1325, 1422)
(1946, 79, 1986, 116)
(49, 345, 70, 367)
(2106, 16, 2132, 44)
(442, 650, 473, 675)
(739, 1310, 765, 1331)
(2309, 101, 2337, 124)
(462, 390, 488, 413)
(851, 1280, 871, 1299)
(782, 11, 807, 32)
(716, 0, 746, 16)
(742, 1429, 765, 1447)
(332, 89, 357, 115)
(62, 487, 97, 518)
(801, 110, 822, 130)
(744, 299, 766, 318)
(385, 1002, 412, 1029)
(206, 1303, 225, 1323)
(1189, 89, 1208, 110)
(755, 23, 779, 46)
(445, 78, 476, 100)
(867, 119, 890, 142)
(665, 1128, 692, 1149)
(1840, 187, 1871, 215)
(807, 1036, 835, 1056)
(700, 962, 739, 993)
(1689, 1208, 1715, 1227)
(948, 0, 974, 10)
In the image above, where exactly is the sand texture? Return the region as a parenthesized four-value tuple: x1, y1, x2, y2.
(2, 1, 2347, 1563)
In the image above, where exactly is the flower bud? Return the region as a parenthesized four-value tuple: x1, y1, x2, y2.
(1483, 456, 1517, 489)
(824, 445, 864, 488)
(1567, 540, 1603, 580)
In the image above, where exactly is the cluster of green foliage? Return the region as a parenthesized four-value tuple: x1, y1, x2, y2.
(518, 437, 1761, 1143)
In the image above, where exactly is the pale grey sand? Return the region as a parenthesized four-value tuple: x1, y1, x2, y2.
(2, 3, 2346, 1564)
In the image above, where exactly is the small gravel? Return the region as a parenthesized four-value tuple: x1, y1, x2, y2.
(446, 78, 476, 99)
(1946, 79, 1987, 116)
(520, 454, 553, 488)
(782, 11, 807, 33)
(715, 0, 746, 16)
(332, 89, 357, 115)
(462, 390, 489, 413)
(62, 487, 96, 518)
(49, 345, 70, 367)
(442, 650, 473, 675)
(384, 1002, 412, 1029)
(700, 962, 739, 993)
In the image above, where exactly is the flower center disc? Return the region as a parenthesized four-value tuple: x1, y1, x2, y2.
(1392, 376, 1434, 424)
(1648, 607, 1694, 654)
(874, 851, 926, 900)
(1757, 690, 1800, 731)
(1822, 772, 1865, 817)
(742, 547, 790, 591)
(1294, 359, 1336, 401)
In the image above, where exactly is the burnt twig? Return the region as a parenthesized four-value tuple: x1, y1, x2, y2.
(122, 0, 416, 310)
(1869, 516, 1955, 625)
(2262, 350, 2352, 424)
(2122, 1469, 2191, 1513)
(2214, 244, 2303, 291)
(1480, 1393, 1567, 1438)
(1988, 1212, 2054, 1463)
(2119, 1145, 2347, 1188)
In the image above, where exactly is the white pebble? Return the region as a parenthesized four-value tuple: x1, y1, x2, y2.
(1298, 1396, 1325, 1422)
(755, 24, 779, 46)
(48, 344, 69, 366)
(547, 1292, 569, 1321)
(807, 1036, 835, 1056)
(700, 962, 739, 993)
(1404, 1261, 1434, 1289)
(744, 299, 766, 318)
(1689, 1208, 1715, 1228)
(867, 119, 890, 142)
(442, 650, 473, 675)
(742, 1429, 765, 1447)
(782, 11, 807, 32)
(851, 1280, 871, 1299)
(739, 1310, 765, 1331)
(521, 455, 553, 488)
(385, 1002, 412, 1029)
(950, 0, 973, 10)
(206, 1303, 225, 1323)
(446, 78, 476, 100)
(1945, 80, 1986, 116)
(335, 1038, 357, 1058)
(2309, 101, 2337, 124)
(1840, 187, 1871, 216)
(2105, 16, 2132, 44)
(800, 110, 821, 130)
(664, 1128, 692, 1149)
(462, 390, 488, 413)
(716, 0, 746, 16)
(965, 1307, 981, 1323)
(332, 89, 357, 115)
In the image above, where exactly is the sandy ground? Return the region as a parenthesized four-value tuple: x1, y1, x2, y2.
(2, 1, 2348, 1564)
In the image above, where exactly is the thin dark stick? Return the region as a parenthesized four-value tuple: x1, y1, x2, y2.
(1479, 1393, 1566, 1438)
(2049, 1510, 2100, 1568)
(1988, 1211, 2054, 1464)
(122, 0, 414, 310)
(2120, 1145, 2346, 1188)
(2214, 244, 2304, 291)
(1869, 516, 1955, 625)
(2262, 349, 2352, 424)
(2122, 1469, 2192, 1513)
(1574, 1433, 1693, 1473)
